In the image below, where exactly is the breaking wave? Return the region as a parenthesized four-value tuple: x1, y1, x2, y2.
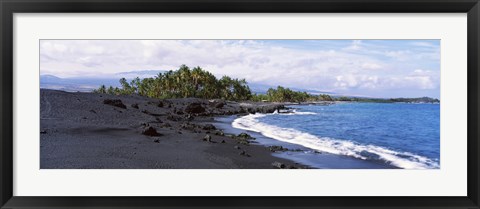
(232, 113, 439, 169)
(272, 109, 317, 115)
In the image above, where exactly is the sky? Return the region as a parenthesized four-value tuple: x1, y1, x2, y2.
(40, 39, 440, 98)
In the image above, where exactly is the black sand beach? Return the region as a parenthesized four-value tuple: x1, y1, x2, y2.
(40, 89, 307, 169)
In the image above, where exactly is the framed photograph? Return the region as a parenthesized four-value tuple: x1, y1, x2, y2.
(1, 0, 479, 208)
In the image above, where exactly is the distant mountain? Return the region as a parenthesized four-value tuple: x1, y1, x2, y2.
(40, 75, 120, 92)
(114, 70, 166, 79)
(40, 74, 63, 82)
(40, 70, 167, 92)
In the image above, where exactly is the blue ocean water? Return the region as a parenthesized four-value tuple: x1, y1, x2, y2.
(232, 102, 440, 169)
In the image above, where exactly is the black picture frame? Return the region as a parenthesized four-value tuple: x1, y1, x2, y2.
(1, 0, 479, 208)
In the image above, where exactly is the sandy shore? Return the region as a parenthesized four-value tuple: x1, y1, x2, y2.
(40, 89, 307, 169)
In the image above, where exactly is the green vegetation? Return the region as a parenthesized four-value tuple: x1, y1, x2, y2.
(95, 65, 332, 102)
(94, 65, 439, 104)
(93, 65, 252, 101)
(335, 96, 393, 103)
(389, 97, 440, 103)
(250, 86, 333, 103)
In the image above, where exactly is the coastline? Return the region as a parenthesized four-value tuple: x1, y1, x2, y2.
(216, 115, 398, 169)
(40, 89, 308, 169)
(228, 102, 440, 169)
(40, 89, 434, 169)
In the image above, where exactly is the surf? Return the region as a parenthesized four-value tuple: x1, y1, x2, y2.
(232, 113, 439, 169)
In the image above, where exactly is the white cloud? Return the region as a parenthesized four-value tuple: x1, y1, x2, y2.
(40, 40, 440, 97)
(343, 40, 362, 51)
(385, 50, 411, 60)
(403, 69, 438, 89)
(404, 75, 435, 90)
(361, 62, 382, 70)
(335, 75, 380, 90)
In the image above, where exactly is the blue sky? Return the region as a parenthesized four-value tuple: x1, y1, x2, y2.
(40, 40, 440, 98)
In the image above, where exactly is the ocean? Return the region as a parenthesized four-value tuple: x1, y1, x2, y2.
(229, 102, 440, 169)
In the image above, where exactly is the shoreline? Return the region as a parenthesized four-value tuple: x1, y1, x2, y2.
(40, 89, 308, 169)
(216, 114, 398, 169)
(39, 89, 434, 169)
(40, 89, 429, 169)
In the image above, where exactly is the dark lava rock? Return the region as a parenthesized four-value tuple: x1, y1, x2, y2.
(272, 161, 285, 169)
(131, 103, 139, 109)
(221, 140, 226, 143)
(153, 139, 160, 143)
(256, 104, 285, 114)
(89, 109, 97, 114)
(238, 108, 247, 114)
(237, 132, 254, 139)
(142, 126, 161, 136)
(157, 101, 164, 108)
(209, 100, 225, 109)
(215, 131, 225, 136)
(234, 145, 241, 149)
(103, 99, 126, 109)
(184, 103, 206, 114)
(268, 146, 288, 152)
(176, 111, 184, 115)
(245, 107, 257, 114)
(202, 124, 216, 130)
(215, 102, 224, 108)
(40, 130, 47, 134)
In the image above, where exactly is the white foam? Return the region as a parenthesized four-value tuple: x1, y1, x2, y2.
(232, 113, 440, 169)
(272, 109, 317, 115)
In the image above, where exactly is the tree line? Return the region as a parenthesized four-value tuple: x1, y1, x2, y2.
(94, 65, 251, 101)
(250, 86, 333, 102)
(94, 65, 334, 103)
(93, 65, 439, 103)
